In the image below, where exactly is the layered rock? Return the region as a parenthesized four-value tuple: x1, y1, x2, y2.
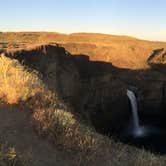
(147, 48, 166, 64)
(147, 48, 166, 75)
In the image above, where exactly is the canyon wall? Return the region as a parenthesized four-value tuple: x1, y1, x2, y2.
(3, 44, 166, 132)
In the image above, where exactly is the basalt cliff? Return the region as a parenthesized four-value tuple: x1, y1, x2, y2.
(2, 42, 166, 133)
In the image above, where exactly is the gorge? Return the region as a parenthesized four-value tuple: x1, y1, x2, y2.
(0, 33, 166, 158)
(2, 43, 166, 154)
(124, 89, 166, 154)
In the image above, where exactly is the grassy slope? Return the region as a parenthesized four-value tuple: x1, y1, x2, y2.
(1, 32, 166, 69)
(0, 47, 166, 165)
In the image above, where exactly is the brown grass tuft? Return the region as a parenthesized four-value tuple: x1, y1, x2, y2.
(0, 54, 44, 104)
(0, 144, 30, 166)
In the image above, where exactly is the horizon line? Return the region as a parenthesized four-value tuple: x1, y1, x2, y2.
(0, 30, 165, 43)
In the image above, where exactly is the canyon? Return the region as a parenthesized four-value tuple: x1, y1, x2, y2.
(0, 33, 166, 164)
(2, 41, 166, 136)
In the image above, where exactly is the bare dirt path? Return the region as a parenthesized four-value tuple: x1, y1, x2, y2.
(0, 104, 71, 166)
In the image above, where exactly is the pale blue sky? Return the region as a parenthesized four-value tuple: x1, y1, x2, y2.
(0, 0, 166, 41)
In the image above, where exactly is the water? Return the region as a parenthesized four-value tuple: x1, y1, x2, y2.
(127, 89, 140, 136)
(124, 89, 166, 154)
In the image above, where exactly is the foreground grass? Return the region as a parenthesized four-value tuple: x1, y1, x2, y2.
(0, 145, 29, 166)
(0, 54, 166, 165)
(0, 54, 44, 104)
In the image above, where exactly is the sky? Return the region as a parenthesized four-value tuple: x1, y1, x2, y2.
(0, 0, 166, 41)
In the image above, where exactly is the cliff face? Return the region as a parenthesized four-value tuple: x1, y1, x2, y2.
(5, 45, 80, 101)
(147, 48, 166, 75)
(147, 48, 166, 64)
(3, 44, 130, 132)
(3, 44, 166, 133)
(72, 55, 130, 131)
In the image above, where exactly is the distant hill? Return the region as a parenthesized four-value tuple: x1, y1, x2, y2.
(1, 32, 166, 69)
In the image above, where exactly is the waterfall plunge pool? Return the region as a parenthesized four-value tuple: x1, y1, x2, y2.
(118, 89, 166, 154)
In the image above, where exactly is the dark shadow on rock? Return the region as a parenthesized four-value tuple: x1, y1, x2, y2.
(3, 44, 166, 154)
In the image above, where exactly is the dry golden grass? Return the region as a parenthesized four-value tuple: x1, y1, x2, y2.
(33, 107, 99, 152)
(0, 53, 104, 164)
(32, 103, 166, 166)
(0, 145, 29, 166)
(1, 32, 166, 69)
(0, 54, 98, 152)
(0, 54, 44, 104)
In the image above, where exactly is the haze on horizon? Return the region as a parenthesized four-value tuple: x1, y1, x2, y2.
(0, 0, 166, 41)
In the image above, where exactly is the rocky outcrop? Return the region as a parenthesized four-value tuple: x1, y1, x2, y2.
(147, 48, 166, 75)
(147, 48, 166, 64)
(5, 44, 80, 102)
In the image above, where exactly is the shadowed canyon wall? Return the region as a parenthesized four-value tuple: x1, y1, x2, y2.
(2, 44, 166, 133)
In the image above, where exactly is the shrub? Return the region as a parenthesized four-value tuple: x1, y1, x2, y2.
(0, 145, 28, 166)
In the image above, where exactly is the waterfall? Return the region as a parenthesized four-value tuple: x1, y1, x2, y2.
(127, 89, 141, 135)
(125, 89, 164, 150)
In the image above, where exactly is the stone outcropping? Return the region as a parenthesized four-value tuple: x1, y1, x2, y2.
(147, 48, 166, 75)
(5, 45, 80, 102)
(147, 48, 166, 64)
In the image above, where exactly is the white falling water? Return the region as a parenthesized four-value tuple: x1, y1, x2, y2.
(127, 89, 142, 136)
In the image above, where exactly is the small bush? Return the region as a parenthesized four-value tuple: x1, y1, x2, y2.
(0, 145, 27, 166)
